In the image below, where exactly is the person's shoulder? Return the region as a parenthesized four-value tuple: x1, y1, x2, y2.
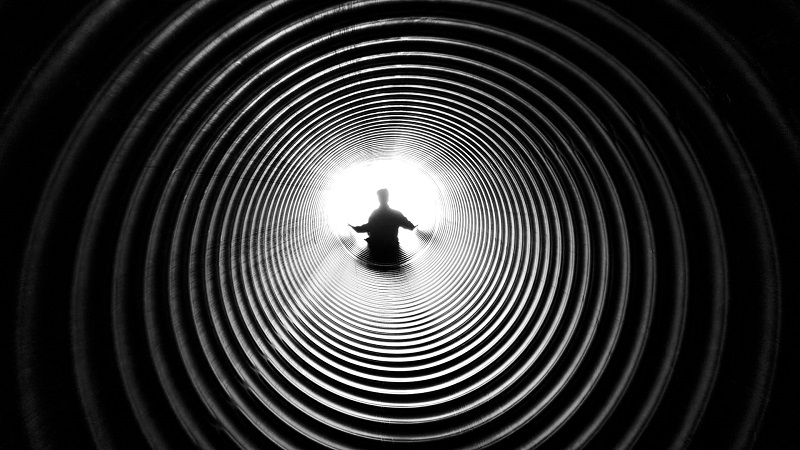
(390, 209, 410, 221)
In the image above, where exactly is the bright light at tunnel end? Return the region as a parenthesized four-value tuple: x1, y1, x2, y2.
(325, 158, 441, 254)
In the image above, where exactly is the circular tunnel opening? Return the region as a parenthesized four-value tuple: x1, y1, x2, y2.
(326, 158, 441, 266)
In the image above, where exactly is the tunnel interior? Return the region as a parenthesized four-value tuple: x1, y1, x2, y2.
(1, 0, 798, 448)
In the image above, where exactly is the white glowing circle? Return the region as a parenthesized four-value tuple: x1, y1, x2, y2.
(326, 159, 440, 251)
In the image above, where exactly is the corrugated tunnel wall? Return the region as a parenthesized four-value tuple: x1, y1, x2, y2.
(1, 0, 798, 448)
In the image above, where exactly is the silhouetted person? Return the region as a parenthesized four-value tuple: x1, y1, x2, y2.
(349, 189, 416, 250)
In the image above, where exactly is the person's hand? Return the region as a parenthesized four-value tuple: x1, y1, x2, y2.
(413, 224, 419, 229)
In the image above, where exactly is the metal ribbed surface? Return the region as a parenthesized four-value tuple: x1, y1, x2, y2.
(1, 0, 798, 449)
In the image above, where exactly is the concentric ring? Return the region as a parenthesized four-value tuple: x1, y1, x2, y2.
(2, 0, 798, 448)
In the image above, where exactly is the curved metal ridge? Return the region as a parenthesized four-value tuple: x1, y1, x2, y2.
(1, 0, 797, 448)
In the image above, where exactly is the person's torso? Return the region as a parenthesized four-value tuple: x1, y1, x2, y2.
(368, 208, 404, 242)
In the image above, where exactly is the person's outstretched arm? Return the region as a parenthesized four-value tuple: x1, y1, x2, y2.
(349, 223, 370, 233)
(350, 210, 380, 233)
(398, 213, 416, 230)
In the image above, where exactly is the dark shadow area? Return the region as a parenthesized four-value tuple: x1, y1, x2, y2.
(355, 245, 411, 271)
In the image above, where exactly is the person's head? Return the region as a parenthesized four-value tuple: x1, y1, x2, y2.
(377, 188, 389, 205)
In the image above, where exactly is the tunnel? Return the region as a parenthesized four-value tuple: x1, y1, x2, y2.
(1, 0, 798, 448)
